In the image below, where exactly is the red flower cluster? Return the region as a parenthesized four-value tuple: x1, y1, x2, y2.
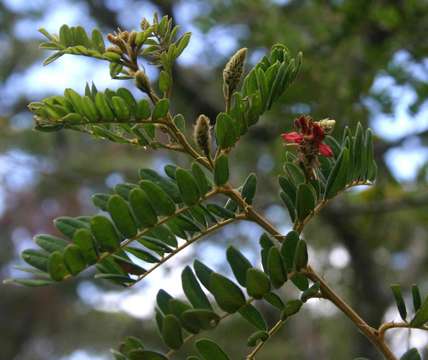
(281, 116, 333, 157)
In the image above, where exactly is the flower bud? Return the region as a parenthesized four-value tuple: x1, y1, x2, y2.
(223, 48, 247, 100)
(135, 70, 151, 93)
(193, 114, 212, 157)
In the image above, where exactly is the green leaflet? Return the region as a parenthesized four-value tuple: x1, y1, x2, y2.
(301, 282, 321, 302)
(193, 259, 214, 291)
(246, 268, 271, 299)
(90, 215, 121, 252)
(400, 348, 422, 360)
(226, 246, 252, 287)
(129, 188, 158, 227)
(391, 284, 407, 321)
(281, 230, 299, 272)
(108, 195, 138, 238)
(47, 251, 69, 281)
(294, 239, 308, 270)
(263, 292, 284, 310)
(175, 168, 201, 206)
(181, 309, 220, 331)
(195, 339, 230, 360)
(281, 299, 303, 319)
(215, 112, 237, 149)
(140, 180, 176, 216)
(209, 272, 246, 313)
(54, 216, 89, 239)
(267, 246, 287, 288)
(161, 314, 183, 350)
(35, 234, 68, 253)
(241, 173, 257, 204)
(152, 98, 169, 120)
(191, 163, 212, 195)
(247, 330, 269, 347)
(63, 244, 87, 275)
(411, 285, 422, 312)
(284, 162, 305, 185)
(411, 296, 428, 327)
(119, 336, 144, 356)
(239, 303, 267, 330)
(136, 99, 151, 119)
(182, 266, 212, 310)
(296, 183, 316, 222)
(214, 155, 229, 186)
(324, 147, 350, 199)
(125, 246, 159, 263)
(73, 229, 98, 264)
(22, 249, 49, 272)
(111, 96, 130, 121)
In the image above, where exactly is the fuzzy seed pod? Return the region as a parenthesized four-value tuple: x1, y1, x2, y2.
(135, 71, 151, 93)
(223, 48, 248, 100)
(194, 114, 212, 157)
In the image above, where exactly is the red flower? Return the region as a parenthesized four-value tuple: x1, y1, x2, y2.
(281, 132, 303, 144)
(281, 115, 333, 157)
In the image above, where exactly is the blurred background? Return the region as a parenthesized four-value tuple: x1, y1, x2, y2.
(1, 0, 428, 359)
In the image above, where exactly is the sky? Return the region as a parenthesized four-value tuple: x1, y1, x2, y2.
(1, 0, 427, 358)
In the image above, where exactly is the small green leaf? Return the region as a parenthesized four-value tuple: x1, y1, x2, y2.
(241, 173, 257, 204)
(281, 299, 303, 319)
(324, 148, 350, 199)
(267, 247, 287, 288)
(281, 231, 299, 272)
(181, 309, 220, 331)
(22, 249, 49, 272)
(411, 285, 422, 312)
(54, 216, 88, 239)
(246, 268, 271, 299)
(214, 155, 229, 186)
(47, 251, 69, 281)
(195, 339, 230, 360)
(391, 284, 407, 321)
(73, 229, 98, 265)
(247, 330, 269, 347)
(239, 303, 267, 330)
(63, 244, 86, 275)
(140, 180, 176, 216)
(182, 266, 212, 310)
(90, 215, 121, 252)
(263, 292, 284, 310)
(209, 272, 246, 313)
(226, 246, 252, 287)
(291, 273, 309, 291)
(301, 282, 320, 302)
(191, 163, 212, 195)
(411, 296, 428, 327)
(108, 195, 138, 238)
(111, 96, 130, 121)
(157, 289, 173, 315)
(161, 314, 183, 350)
(159, 70, 171, 94)
(176, 168, 201, 206)
(193, 259, 214, 291)
(294, 239, 308, 270)
(34, 234, 68, 253)
(152, 98, 169, 120)
(129, 188, 158, 228)
(400, 348, 422, 360)
(215, 113, 237, 149)
(126, 246, 159, 263)
(296, 184, 316, 222)
(284, 162, 305, 185)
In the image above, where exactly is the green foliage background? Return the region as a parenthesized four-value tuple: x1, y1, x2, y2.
(1, 1, 428, 359)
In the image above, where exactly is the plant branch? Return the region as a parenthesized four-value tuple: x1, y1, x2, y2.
(246, 318, 286, 359)
(128, 215, 245, 287)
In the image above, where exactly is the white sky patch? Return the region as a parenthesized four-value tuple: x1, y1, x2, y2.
(61, 350, 109, 360)
(383, 305, 428, 356)
(329, 246, 350, 269)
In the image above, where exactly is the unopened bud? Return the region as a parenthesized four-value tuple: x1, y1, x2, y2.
(194, 114, 212, 157)
(317, 118, 336, 134)
(135, 70, 151, 93)
(140, 18, 150, 31)
(223, 48, 247, 100)
(129, 31, 137, 47)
